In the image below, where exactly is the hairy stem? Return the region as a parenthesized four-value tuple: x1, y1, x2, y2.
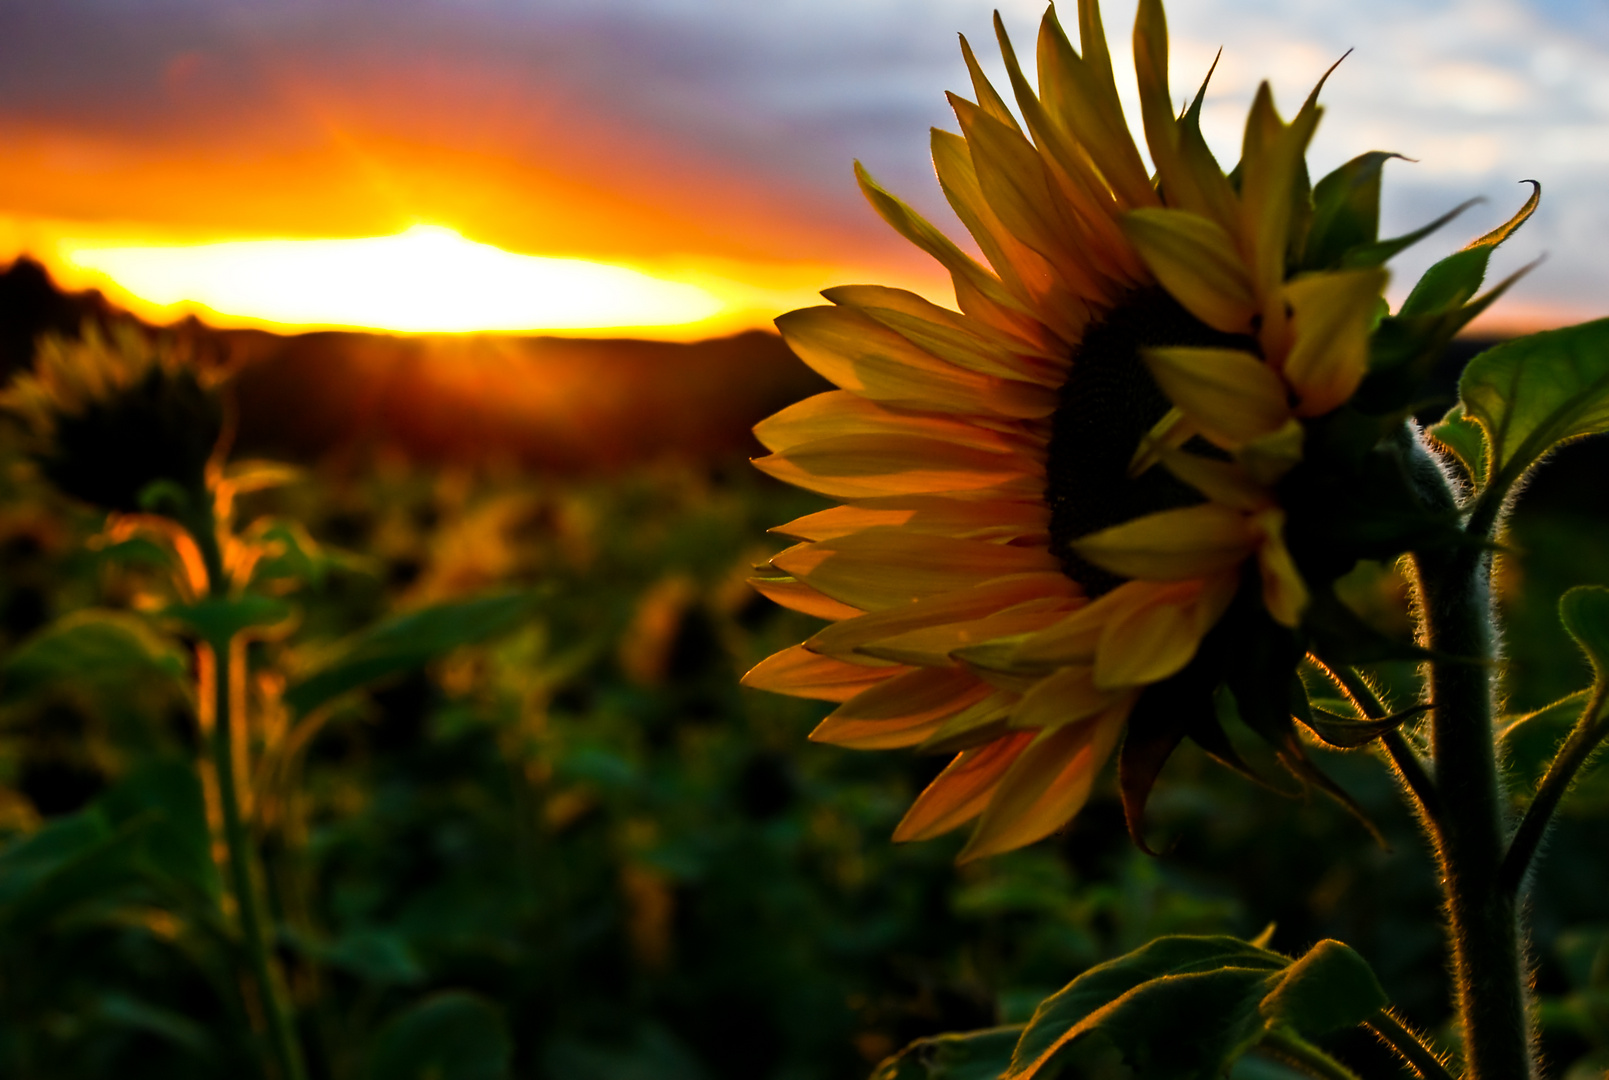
(191, 507, 308, 1080)
(1500, 683, 1609, 895)
(1365, 1011, 1457, 1080)
(1318, 661, 1443, 830)
(1414, 544, 1534, 1080)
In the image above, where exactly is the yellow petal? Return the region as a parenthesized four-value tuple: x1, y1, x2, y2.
(1158, 450, 1272, 512)
(931, 128, 1091, 344)
(740, 645, 902, 702)
(1281, 268, 1389, 416)
(1070, 503, 1256, 580)
(1009, 664, 1124, 730)
(773, 498, 1049, 544)
(855, 162, 1049, 345)
(754, 435, 1040, 501)
(1094, 574, 1235, 687)
(1127, 406, 1197, 477)
(916, 692, 1019, 753)
(1035, 4, 1156, 211)
(1120, 209, 1258, 334)
(773, 529, 1061, 611)
(811, 667, 996, 749)
(1235, 417, 1306, 485)
(824, 282, 1065, 382)
(959, 33, 1023, 132)
(1252, 508, 1309, 627)
(1236, 82, 1322, 353)
(1141, 346, 1291, 449)
(893, 730, 1036, 842)
(754, 390, 1025, 455)
(808, 572, 1077, 661)
(855, 597, 1078, 667)
(776, 305, 1057, 420)
(747, 574, 862, 621)
(958, 708, 1126, 860)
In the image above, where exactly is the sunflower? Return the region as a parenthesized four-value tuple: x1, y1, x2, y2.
(742, 0, 1524, 860)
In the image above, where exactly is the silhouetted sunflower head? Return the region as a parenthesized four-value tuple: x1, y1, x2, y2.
(3, 324, 224, 514)
(743, 0, 1535, 858)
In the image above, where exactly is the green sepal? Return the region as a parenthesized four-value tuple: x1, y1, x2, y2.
(1300, 703, 1429, 749)
(162, 594, 293, 644)
(1339, 197, 1480, 270)
(1459, 318, 1609, 489)
(1427, 403, 1487, 485)
(1399, 182, 1538, 317)
(282, 591, 538, 717)
(1302, 151, 1403, 270)
(0, 609, 188, 705)
(869, 1026, 1024, 1080)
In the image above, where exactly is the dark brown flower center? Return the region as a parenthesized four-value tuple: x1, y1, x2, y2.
(1045, 286, 1255, 596)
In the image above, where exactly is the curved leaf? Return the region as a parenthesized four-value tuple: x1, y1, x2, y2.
(0, 610, 186, 704)
(366, 991, 512, 1080)
(870, 1027, 1024, 1080)
(1560, 585, 1609, 684)
(1460, 319, 1609, 484)
(1260, 939, 1389, 1036)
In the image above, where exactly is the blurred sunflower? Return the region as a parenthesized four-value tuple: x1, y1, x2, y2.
(744, 0, 1526, 859)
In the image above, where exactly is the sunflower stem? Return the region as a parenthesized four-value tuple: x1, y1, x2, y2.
(1364, 1011, 1457, 1080)
(1412, 540, 1534, 1080)
(188, 502, 308, 1080)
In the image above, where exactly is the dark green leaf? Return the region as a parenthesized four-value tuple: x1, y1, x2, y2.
(1340, 198, 1480, 270)
(366, 991, 513, 1080)
(1260, 939, 1389, 1036)
(98, 758, 218, 899)
(0, 610, 186, 704)
(1461, 319, 1609, 485)
(870, 1027, 1024, 1080)
(1499, 690, 1592, 790)
(93, 991, 215, 1058)
(283, 591, 536, 716)
(1304, 151, 1402, 270)
(163, 594, 293, 644)
(1009, 936, 1287, 1077)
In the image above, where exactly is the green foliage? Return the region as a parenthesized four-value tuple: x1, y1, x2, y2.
(880, 936, 1389, 1080)
(1460, 319, 1609, 488)
(282, 591, 537, 716)
(0, 610, 186, 704)
(366, 992, 513, 1080)
(1561, 586, 1609, 683)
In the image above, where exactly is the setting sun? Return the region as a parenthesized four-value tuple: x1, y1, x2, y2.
(57, 225, 727, 334)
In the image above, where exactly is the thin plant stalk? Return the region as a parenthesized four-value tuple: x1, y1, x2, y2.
(190, 503, 308, 1080)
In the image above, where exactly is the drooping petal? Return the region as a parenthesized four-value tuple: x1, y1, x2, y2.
(754, 435, 1041, 501)
(915, 691, 1019, 753)
(1120, 209, 1258, 334)
(1094, 573, 1235, 687)
(958, 708, 1127, 860)
(754, 390, 1026, 455)
(808, 573, 1078, 660)
(776, 305, 1057, 419)
(811, 667, 996, 749)
(1070, 503, 1257, 580)
(773, 498, 1049, 544)
(773, 529, 1061, 611)
(1008, 663, 1123, 729)
(740, 645, 902, 702)
(747, 572, 862, 621)
(856, 597, 1079, 667)
(1141, 346, 1292, 449)
(1252, 509, 1309, 627)
(1158, 449, 1273, 512)
(893, 729, 1037, 842)
(1281, 268, 1389, 416)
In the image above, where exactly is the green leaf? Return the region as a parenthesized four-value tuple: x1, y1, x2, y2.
(870, 1027, 1024, 1080)
(1007, 936, 1286, 1078)
(1460, 318, 1609, 484)
(1561, 586, 1609, 684)
(0, 610, 187, 704)
(247, 518, 331, 589)
(283, 591, 536, 717)
(1340, 198, 1480, 270)
(1260, 940, 1389, 1036)
(163, 594, 293, 643)
(1427, 403, 1487, 484)
(1304, 151, 1402, 270)
(1499, 690, 1592, 791)
(1399, 183, 1539, 318)
(366, 991, 513, 1080)
(98, 758, 218, 900)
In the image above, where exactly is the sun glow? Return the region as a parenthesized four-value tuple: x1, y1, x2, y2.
(58, 225, 728, 334)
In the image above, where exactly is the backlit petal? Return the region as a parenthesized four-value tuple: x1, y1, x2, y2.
(1142, 346, 1291, 449)
(773, 499, 1049, 544)
(893, 730, 1036, 842)
(808, 573, 1077, 661)
(1070, 503, 1257, 580)
(740, 645, 903, 702)
(747, 574, 862, 621)
(811, 667, 996, 749)
(1120, 209, 1257, 334)
(1253, 508, 1309, 627)
(774, 529, 1061, 611)
(1282, 268, 1389, 416)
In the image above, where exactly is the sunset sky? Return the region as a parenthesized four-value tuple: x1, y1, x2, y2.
(1, 0, 1605, 338)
